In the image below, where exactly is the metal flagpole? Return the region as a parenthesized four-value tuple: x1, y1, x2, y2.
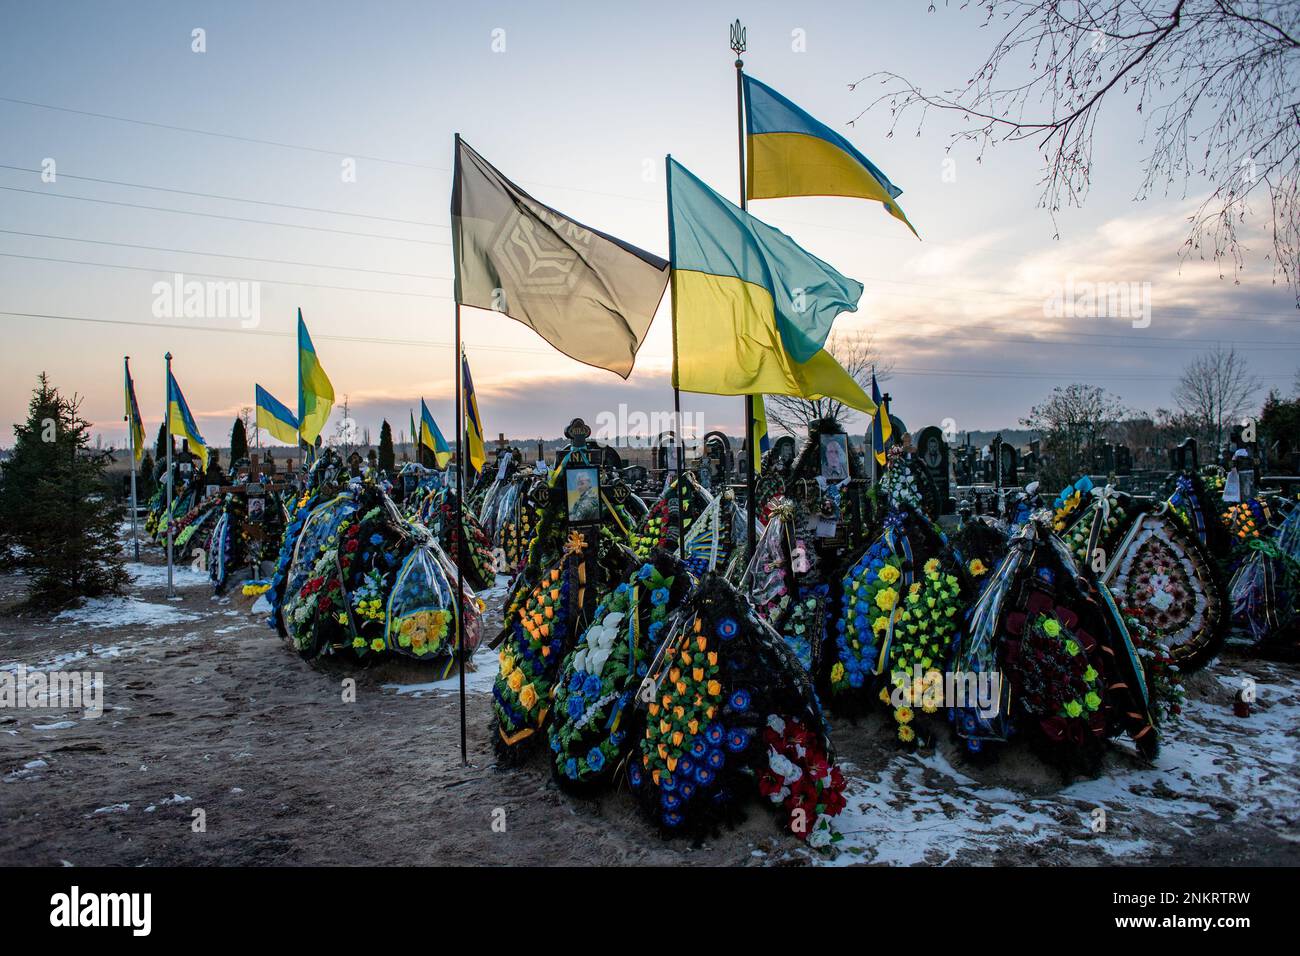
(869, 364, 878, 486)
(125, 356, 140, 563)
(732, 20, 758, 562)
(164, 352, 175, 597)
(665, 156, 687, 558)
(452, 133, 468, 767)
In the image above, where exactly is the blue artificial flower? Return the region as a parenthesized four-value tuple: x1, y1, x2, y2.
(726, 728, 749, 753)
(615, 582, 630, 595)
(694, 765, 715, 786)
(706, 723, 724, 745)
(849, 671, 864, 688)
(678, 781, 696, 800)
(637, 564, 655, 581)
(549, 733, 561, 752)
(651, 588, 669, 607)
(689, 738, 708, 758)
(369, 533, 384, 546)
(662, 810, 684, 828)
(582, 674, 602, 698)
(706, 748, 725, 770)
(567, 696, 586, 720)
(569, 672, 585, 692)
(677, 755, 695, 776)
(967, 738, 983, 753)
(629, 763, 643, 788)
(565, 758, 578, 779)
(662, 790, 681, 810)
(717, 618, 738, 639)
(729, 689, 751, 712)
(647, 620, 664, 642)
(660, 770, 675, 791)
(609, 729, 624, 746)
(586, 747, 606, 772)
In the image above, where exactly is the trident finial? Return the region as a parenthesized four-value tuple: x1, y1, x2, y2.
(730, 19, 746, 57)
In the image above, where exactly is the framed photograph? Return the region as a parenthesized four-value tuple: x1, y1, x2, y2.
(565, 466, 601, 523)
(247, 496, 265, 523)
(819, 433, 849, 481)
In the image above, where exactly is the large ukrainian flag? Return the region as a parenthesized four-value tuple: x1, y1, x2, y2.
(255, 384, 299, 445)
(420, 398, 453, 469)
(667, 158, 875, 415)
(297, 309, 334, 446)
(743, 74, 917, 238)
(167, 369, 209, 470)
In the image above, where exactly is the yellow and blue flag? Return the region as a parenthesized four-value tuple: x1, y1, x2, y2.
(297, 309, 334, 446)
(871, 371, 893, 466)
(167, 368, 209, 470)
(666, 157, 875, 415)
(124, 358, 145, 464)
(461, 350, 486, 476)
(255, 384, 299, 445)
(743, 74, 918, 238)
(420, 399, 453, 469)
(752, 396, 770, 475)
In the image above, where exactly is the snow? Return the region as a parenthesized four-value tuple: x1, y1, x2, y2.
(384, 646, 499, 698)
(125, 562, 210, 589)
(32, 721, 77, 731)
(813, 661, 1300, 866)
(53, 597, 201, 629)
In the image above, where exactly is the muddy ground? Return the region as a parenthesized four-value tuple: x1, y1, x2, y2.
(1, 551, 1296, 867)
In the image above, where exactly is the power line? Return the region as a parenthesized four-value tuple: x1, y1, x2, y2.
(0, 162, 451, 228)
(3, 309, 1295, 386)
(0, 95, 438, 170)
(0, 228, 450, 280)
(0, 252, 447, 300)
(0, 185, 449, 246)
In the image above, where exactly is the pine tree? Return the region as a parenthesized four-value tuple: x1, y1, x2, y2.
(154, 421, 170, 462)
(378, 420, 396, 473)
(0, 374, 127, 607)
(230, 417, 249, 464)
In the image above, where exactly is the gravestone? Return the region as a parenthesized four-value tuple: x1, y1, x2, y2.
(915, 425, 952, 514)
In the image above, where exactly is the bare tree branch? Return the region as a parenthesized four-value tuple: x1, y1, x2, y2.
(850, 1, 1300, 302)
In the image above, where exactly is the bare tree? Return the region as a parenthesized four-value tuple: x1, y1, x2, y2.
(764, 330, 894, 435)
(852, 1, 1300, 302)
(1172, 344, 1261, 452)
(1022, 383, 1129, 486)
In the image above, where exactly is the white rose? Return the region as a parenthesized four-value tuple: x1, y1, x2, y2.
(572, 649, 587, 672)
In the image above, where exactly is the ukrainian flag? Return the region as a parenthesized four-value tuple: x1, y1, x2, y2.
(666, 158, 875, 415)
(461, 350, 486, 476)
(124, 359, 145, 464)
(420, 399, 453, 469)
(255, 384, 299, 446)
(167, 369, 209, 470)
(871, 371, 892, 467)
(297, 309, 334, 446)
(743, 74, 918, 238)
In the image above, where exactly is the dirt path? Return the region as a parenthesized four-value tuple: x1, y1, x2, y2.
(1, 555, 1296, 866)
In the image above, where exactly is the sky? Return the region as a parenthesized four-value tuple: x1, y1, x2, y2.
(1, 0, 1296, 452)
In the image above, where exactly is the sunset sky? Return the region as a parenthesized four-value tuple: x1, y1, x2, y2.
(2, 0, 1297, 452)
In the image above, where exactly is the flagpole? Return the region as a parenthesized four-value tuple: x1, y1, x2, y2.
(664, 155, 687, 558)
(164, 352, 175, 597)
(124, 357, 140, 563)
(869, 364, 878, 486)
(452, 133, 469, 767)
(732, 19, 758, 562)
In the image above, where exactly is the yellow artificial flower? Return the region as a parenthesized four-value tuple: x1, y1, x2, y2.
(875, 588, 898, 612)
(508, 668, 525, 692)
(831, 662, 845, 684)
(519, 683, 538, 710)
(878, 564, 900, 584)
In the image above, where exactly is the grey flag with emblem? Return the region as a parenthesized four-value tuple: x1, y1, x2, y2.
(452, 137, 670, 379)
